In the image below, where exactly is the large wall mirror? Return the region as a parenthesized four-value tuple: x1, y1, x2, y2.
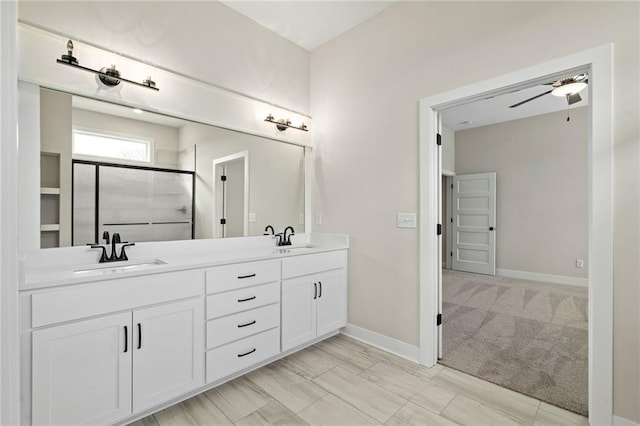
(37, 87, 305, 248)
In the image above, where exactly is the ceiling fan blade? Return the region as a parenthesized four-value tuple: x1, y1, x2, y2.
(567, 93, 582, 105)
(508, 89, 553, 108)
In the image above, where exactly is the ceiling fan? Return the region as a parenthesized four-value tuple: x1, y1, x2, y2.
(509, 73, 589, 108)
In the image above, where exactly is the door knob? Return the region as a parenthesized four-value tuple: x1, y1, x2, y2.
(489, 227, 494, 231)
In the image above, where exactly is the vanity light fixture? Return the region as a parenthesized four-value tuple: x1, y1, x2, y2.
(265, 114, 308, 132)
(56, 40, 159, 91)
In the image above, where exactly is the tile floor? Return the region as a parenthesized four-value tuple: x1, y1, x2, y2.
(131, 334, 588, 425)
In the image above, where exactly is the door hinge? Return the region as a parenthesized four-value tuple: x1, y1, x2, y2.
(450, 218, 453, 223)
(220, 175, 227, 181)
(220, 218, 226, 225)
(436, 313, 442, 326)
(451, 183, 453, 189)
(450, 251, 453, 257)
(436, 133, 442, 146)
(437, 224, 442, 235)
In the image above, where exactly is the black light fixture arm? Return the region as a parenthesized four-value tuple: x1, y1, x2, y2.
(57, 40, 159, 91)
(265, 114, 308, 132)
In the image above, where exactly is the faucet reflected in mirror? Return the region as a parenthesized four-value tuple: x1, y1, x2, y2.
(89, 231, 136, 263)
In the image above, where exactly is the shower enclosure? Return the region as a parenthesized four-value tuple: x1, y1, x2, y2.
(72, 160, 195, 245)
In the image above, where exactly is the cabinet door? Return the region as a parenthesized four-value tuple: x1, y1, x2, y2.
(281, 276, 317, 352)
(133, 298, 204, 413)
(316, 269, 347, 337)
(32, 312, 132, 426)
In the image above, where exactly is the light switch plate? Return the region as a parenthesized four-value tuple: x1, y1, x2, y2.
(248, 213, 257, 223)
(397, 213, 417, 228)
(315, 213, 322, 225)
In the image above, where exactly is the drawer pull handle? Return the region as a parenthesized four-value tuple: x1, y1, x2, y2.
(237, 273, 256, 279)
(238, 296, 256, 303)
(319, 281, 323, 298)
(124, 325, 128, 353)
(238, 320, 256, 328)
(314, 283, 317, 300)
(237, 348, 256, 358)
(137, 323, 142, 349)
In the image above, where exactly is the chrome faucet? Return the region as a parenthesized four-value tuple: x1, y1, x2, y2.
(282, 226, 295, 246)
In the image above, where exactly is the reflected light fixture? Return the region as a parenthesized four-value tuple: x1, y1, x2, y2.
(132, 108, 144, 114)
(57, 40, 159, 91)
(265, 114, 308, 132)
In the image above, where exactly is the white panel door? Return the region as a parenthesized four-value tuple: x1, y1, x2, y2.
(316, 270, 346, 337)
(133, 298, 204, 413)
(452, 172, 496, 275)
(32, 312, 132, 426)
(281, 276, 317, 352)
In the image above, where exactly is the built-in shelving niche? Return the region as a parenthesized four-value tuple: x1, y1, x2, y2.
(40, 152, 61, 248)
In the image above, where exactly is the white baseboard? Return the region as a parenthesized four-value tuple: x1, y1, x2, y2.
(341, 323, 420, 363)
(496, 268, 588, 287)
(614, 415, 640, 426)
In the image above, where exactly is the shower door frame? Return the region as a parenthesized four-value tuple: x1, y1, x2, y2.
(71, 159, 196, 245)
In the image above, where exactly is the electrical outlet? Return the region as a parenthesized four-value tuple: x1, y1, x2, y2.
(248, 213, 256, 223)
(576, 259, 584, 268)
(397, 213, 417, 228)
(315, 213, 322, 225)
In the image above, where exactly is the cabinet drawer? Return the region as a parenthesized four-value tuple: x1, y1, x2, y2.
(207, 303, 279, 349)
(282, 250, 346, 279)
(206, 260, 280, 294)
(207, 282, 279, 319)
(32, 270, 203, 328)
(206, 328, 280, 383)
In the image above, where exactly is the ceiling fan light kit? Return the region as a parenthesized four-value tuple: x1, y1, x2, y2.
(509, 73, 588, 109)
(551, 81, 587, 97)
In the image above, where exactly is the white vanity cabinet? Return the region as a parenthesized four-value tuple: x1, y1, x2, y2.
(32, 312, 132, 426)
(28, 270, 204, 426)
(205, 260, 281, 383)
(281, 251, 347, 352)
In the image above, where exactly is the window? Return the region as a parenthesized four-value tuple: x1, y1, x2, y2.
(72, 130, 151, 163)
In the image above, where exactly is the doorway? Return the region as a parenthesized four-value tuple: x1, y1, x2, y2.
(213, 151, 249, 238)
(419, 45, 613, 423)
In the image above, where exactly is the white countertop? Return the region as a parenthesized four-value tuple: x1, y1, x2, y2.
(20, 234, 349, 291)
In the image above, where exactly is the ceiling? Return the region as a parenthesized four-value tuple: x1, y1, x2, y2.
(441, 76, 590, 132)
(73, 96, 187, 128)
(220, 1, 395, 51)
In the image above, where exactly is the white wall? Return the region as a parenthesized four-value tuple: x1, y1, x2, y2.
(18, 1, 310, 114)
(455, 108, 588, 280)
(310, 2, 639, 421)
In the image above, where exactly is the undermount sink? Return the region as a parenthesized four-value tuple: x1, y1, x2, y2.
(287, 244, 317, 249)
(276, 244, 318, 252)
(73, 259, 168, 276)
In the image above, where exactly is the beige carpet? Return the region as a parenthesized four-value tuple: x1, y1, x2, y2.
(441, 269, 588, 416)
